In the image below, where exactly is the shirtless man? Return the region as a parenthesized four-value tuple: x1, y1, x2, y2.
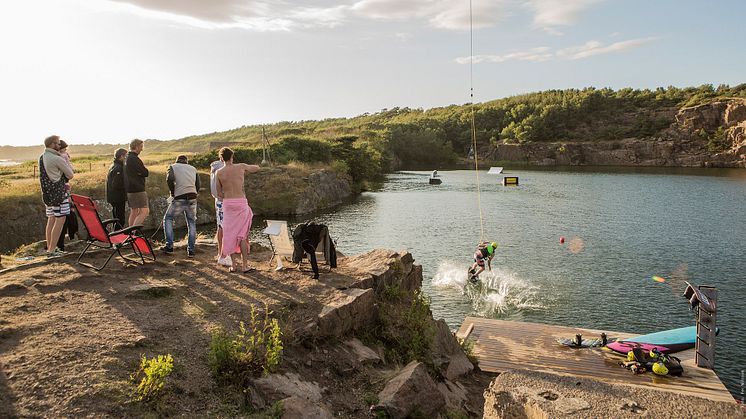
(215, 147, 260, 272)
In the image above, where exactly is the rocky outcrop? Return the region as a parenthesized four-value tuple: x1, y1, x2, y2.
(431, 319, 475, 380)
(488, 99, 746, 168)
(375, 361, 446, 419)
(341, 249, 422, 292)
(675, 101, 730, 132)
(313, 288, 376, 338)
(295, 170, 354, 215)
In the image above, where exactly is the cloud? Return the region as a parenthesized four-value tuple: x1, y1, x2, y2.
(349, 0, 434, 20)
(456, 47, 552, 64)
(106, 0, 347, 31)
(108, 0, 265, 23)
(456, 37, 656, 64)
(104, 0, 596, 33)
(555, 37, 657, 59)
(525, 0, 602, 34)
(429, 1, 509, 30)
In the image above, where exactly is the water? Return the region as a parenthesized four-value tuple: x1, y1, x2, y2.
(300, 168, 746, 398)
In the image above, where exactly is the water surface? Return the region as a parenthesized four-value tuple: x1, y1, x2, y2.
(306, 167, 746, 398)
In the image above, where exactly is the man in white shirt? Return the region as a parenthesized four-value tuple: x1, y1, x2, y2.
(162, 155, 200, 257)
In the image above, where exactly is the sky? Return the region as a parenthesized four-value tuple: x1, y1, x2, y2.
(1, 0, 744, 147)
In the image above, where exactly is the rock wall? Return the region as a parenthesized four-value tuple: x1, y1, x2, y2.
(0, 167, 354, 253)
(487, 99, 746, 168)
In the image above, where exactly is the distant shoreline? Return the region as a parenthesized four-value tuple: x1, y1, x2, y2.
(0, 159, 20, 167)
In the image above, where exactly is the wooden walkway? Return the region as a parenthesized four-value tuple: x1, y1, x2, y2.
(457, 317, 735, 403)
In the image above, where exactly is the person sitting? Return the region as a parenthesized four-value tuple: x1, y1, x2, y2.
(468, 241, 497, 282)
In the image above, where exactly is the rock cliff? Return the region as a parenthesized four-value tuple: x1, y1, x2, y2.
(486, 99, 746, 168)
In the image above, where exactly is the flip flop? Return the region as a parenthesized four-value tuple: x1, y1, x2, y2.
(243, 267, 256, 273)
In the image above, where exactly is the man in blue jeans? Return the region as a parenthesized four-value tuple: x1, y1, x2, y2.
(162, 155, 201, 257)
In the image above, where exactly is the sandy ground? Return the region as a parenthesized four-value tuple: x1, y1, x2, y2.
(485, 369, 745, 418)
(0, 240, 492, 417)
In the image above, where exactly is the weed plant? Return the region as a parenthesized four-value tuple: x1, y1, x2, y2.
(130, 354, 174, 403)
(209, 304, 283, 390)
(373, 286, 435, 366)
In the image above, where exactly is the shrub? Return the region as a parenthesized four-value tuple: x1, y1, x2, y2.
(130, 354, 174, 403)
(375, 286, 434, 366)
(209, 304, 283, 389)
(458, 337, 478, 366)
(707, 126, 731, 152)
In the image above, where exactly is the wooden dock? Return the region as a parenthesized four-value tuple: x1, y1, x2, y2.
(457, 317, 735, 403)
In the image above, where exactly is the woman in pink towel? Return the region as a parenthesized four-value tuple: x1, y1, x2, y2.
(215, 147, 261, 273)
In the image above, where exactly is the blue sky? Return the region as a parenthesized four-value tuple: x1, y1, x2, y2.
(0, 0, 744, 146)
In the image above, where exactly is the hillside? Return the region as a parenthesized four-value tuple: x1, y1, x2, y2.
(4, 84, 745, 168)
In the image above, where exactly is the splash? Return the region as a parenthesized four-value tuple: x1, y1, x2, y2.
(432, 261, 545, 316)
(432, 260, 470, 289)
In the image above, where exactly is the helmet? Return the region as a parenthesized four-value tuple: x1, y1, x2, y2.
(652, 361, 669, 376)
(491, 242, 498, 249)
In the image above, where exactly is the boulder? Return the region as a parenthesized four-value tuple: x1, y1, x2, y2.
(341, 250, 419, 293)
(343, 338, 382, 365)
(437, 379, 468, 411)
(376, 361, 446, 419)
(430, 319, 474, 380)
(316, 288, 376, 337)
(253, 372, 323, 402)
(280, 396, 334, 419)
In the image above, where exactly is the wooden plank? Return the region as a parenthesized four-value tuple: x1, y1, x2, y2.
(461, 317, 734, 404)
(456, 322, 473, 340)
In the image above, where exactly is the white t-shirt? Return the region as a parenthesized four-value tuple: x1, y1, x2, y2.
(210, 160, 225, 199)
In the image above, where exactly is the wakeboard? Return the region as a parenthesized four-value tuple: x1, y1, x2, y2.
(606, 325, 697, 355)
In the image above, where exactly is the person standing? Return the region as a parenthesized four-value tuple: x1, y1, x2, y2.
(162, 155, 200, 257)
(124, 139, 149, 227)
(39, 135, 74, 255)
(55, 140, 78, 251)
(215, 147, 260, 273)
(210, 157, 226, 262)
(106, 148, 128, 228)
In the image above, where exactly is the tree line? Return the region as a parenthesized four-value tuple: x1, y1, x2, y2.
(188, 84, 745, 182)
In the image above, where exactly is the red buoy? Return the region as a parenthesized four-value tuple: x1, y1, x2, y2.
(560, 236, 565, 244)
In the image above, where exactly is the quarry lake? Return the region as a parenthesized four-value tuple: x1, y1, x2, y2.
(288, 167, 746, 398)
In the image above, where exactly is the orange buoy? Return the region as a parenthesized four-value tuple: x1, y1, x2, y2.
(560, 236, 565, 244)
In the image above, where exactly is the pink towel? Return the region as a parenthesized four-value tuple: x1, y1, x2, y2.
(221, 198, 253, 257)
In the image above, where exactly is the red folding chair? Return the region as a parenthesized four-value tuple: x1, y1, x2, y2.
(70, 194, 155, 271)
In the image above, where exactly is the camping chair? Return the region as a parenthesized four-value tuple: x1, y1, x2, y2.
(263, 220, 338, 271)
(70, 194, 155, 271)
(263, 220, 295, 271)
